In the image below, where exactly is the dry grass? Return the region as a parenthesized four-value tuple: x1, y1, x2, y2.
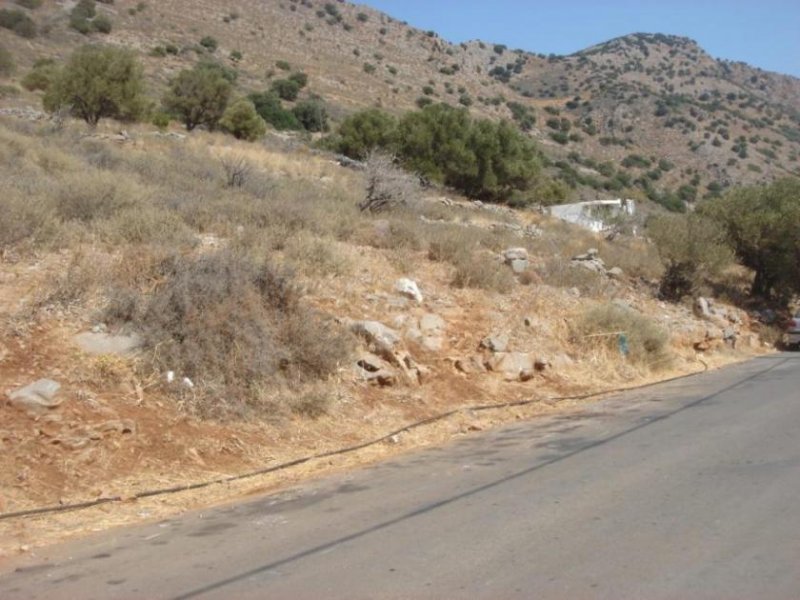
(538, 258, 612, 297)
(451, 252, 515, 294)
(575, 303, 671, 369)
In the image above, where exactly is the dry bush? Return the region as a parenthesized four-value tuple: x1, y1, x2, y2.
(95, 206, 196, 247)
(220, 153, 253, 188)
(451, 252, 514, 294)
(576, 303, 670, 368)
(287, 388, 335, 418)
(32, 250, 107, 312)
(0, 189, 61, 254)
(359, 151, 419, 213)
(78, 139, 126, 171)
(284, 233, 353, 277)
(599, 238, 663, 281)
(427, 225, 479, 263)
(54, 171, 140, 223)
(105, 251, 353, 418)
(538, 258, 613, 297)
(354, 210, 428, 251)
(527, 218, 599, 258)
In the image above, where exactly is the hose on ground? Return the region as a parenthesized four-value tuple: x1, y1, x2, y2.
(0, 359, 709, 522)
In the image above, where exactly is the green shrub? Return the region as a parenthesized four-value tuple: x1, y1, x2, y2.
(20, 59, 55, 90)
(0, 8, 37, 37)
(219, 98, 267, 141)
(507, 101, 535, 131)
(162, 62, 232, 130)
(356, 11, 368, 22)
(69, 0, 96, 33)
(248, 91, 302, 130)
(648, 213, 731, 300)
(0, 44, 13, 77)
(577, 303, 670, 367)
(292, 98, 328, 132)
(621, 153, 652, 168)
(288, 71, 308, 88)
(333, 108, 397, 158)
(44, 45, 146, 126)
(229, 49, 243, 62)
(151, 111, 170, 130)
(270, 78, 301, 101)
(199, 36, 218, 52)
(699, 177, 800, 300)
(332, 103, 543, 203)
(92, 13, 112, 33)
(275, 59, 291, 71)
(14, 0, 43, 8)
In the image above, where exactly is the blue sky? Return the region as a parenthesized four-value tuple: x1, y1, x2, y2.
(363, 1, 800, 77)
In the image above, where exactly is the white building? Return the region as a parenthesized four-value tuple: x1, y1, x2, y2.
(548, 199, 636, 233)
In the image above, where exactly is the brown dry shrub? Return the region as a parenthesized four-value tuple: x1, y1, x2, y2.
(54, 171, 140, 223)
(600, 238, 663, 281)
(451, 252, 514, 293)
(359, 151, 419, 213)
(427, 225, 478, 263)
(94, 206, 196, 247)
(538, 258, 613, 298)
(105, 250, 353, 418)
(0, 189, 61, 254)
(284, 233, 353, 277)
(575, 303, 671, 368)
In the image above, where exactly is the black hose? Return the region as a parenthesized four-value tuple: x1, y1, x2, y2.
(0, 359, 709, 522)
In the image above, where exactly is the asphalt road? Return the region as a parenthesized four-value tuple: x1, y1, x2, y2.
(2, 353, 799, 599)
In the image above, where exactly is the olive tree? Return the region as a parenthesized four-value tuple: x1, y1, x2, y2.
(162, 62, 232, 131)
(43, 45, 146, 126)
(648, 212, 732, 301)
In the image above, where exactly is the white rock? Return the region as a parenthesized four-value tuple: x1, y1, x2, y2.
(395, 278, 423, 303)
(74, 331, 142, 356)
(502, 247, 529, 262)
(348, 320, 402, 350)
(419, 313, 446, 334)
(510, 258, 529, 273)
(8, 379, 62, 413)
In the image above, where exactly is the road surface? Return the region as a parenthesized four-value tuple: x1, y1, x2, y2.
(2, 353, 799, 599)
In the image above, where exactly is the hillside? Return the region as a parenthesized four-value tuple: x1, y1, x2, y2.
(0, 0, 791, 554)
(1, 1, 799, 207)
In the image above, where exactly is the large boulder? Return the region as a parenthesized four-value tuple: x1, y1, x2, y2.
(8, 379, 62, 414)
(571, 248, 606, 274)
(348, 320, 402, 353)
(501, 248, 530, 273)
